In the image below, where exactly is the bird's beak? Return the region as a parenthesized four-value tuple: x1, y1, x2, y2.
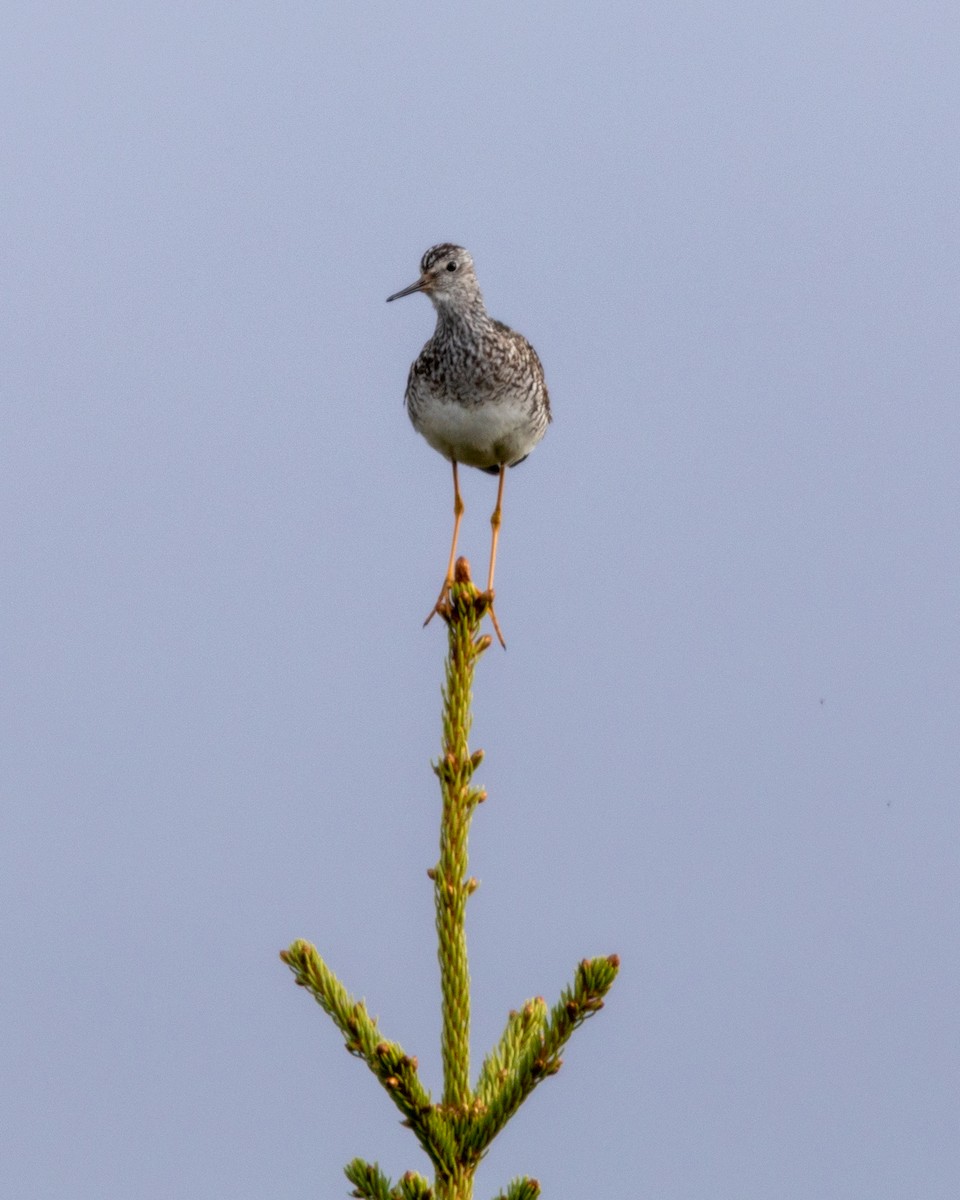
(386, 275, 430, 302)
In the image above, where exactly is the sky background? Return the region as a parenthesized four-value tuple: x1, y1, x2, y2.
(3, 3, 958, 1197)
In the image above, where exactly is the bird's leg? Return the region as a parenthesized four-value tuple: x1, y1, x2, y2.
(486, 464, 507, 593)
(484, 465, 507, 649)
(424, 460, 465, 626)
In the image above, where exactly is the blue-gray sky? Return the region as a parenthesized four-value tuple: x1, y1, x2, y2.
(3, 3, 958, 1197)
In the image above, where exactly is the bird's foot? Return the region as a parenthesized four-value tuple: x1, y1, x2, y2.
(423, 579, 453, 628)
(481, 590, 507, 650)
(422, 563, 505, 650)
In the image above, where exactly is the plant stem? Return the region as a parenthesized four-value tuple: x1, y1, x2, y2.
(434, 560, 490, 1119)
(283, 554, 619, 1199)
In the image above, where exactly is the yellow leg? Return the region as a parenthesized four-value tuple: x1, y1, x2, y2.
(487, 465, 506, 592)
(485, 465, 507, 649)
(424, 461, 464, 626)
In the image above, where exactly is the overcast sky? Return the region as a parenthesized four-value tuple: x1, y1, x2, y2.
(3, 3, 958, 1198)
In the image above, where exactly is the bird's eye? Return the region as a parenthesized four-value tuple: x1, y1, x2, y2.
(446, 261, 458, 272)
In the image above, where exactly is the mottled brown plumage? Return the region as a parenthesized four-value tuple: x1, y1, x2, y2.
(387, 244, 551, 646)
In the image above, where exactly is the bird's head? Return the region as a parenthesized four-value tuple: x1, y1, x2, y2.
(387, 244, 481, 309)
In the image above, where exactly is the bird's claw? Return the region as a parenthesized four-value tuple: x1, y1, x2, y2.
(423, 580, 452, 627)
(480, 590, 506, 650)
(423, 564, 505, 649)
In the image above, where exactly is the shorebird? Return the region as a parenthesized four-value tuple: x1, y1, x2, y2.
(387, 243, 551, 646)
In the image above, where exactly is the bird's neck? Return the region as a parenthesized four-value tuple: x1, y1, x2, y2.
(431, 296, 491, 344)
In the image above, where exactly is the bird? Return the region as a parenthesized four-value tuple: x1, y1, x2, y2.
(387, 243, 551, 647)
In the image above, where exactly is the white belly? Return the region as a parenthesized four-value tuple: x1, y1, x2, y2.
(412, 395, 538, 469)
